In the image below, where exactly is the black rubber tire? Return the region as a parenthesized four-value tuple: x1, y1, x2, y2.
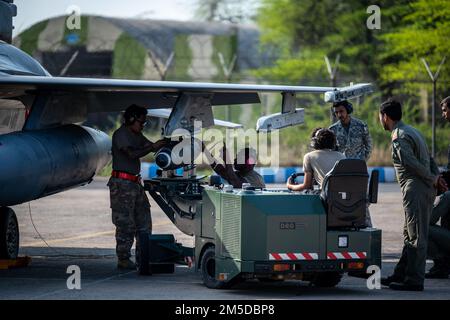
(348, 270, 370, 279)
(201, 246, 239, 289)
(0, 207, 19, 260)
(257, 277, 285, 283)
(310, 272, 343, 288)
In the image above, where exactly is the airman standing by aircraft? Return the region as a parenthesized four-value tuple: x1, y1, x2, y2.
(328, 101, 374, 227)
(329, 100, 372, 161)
(108, 104, 169, 270)
(426, 96, 450, 279)
(379, 99, 446, 291)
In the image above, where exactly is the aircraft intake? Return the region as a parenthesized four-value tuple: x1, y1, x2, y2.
(0, 124, 111, 206)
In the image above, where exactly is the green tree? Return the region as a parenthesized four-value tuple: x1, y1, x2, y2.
(256, 0, 449, 95)
(256, 0, 413, 85)
(195, 0, 259, 23)
(255, 0, 349, 86)
(378, 0, 450, 97)
(255, 0, 450, 166)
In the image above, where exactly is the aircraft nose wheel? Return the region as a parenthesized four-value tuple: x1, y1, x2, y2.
(0, 207, 19, 259)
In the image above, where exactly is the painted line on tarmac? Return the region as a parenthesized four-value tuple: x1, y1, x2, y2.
(22, 230, 115, 246)
(22, 221, 172, 246)
(29, 270, 137, 300)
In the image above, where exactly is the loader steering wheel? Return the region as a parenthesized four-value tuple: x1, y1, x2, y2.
(289, 173, 304, 185)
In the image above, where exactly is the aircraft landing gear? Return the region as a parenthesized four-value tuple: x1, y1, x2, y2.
(0, 207, 19, 259)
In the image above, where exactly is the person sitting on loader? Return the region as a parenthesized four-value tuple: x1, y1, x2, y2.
(286, 128, 345, 192)
(287, 127, 373, 227)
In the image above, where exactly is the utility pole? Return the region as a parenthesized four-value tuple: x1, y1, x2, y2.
(421, 56, 446, 159)
(218, 52, 237, 121)
(324, 54, 340, 123)
(148, 51, 174, 81)
(147, 51, 175, 130)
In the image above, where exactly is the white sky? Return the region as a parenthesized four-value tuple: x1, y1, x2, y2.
(13, 0, 197, 36)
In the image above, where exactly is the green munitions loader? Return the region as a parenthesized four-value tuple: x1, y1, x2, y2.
(139, 83, 381, 289)
(142, 159, 381, 289)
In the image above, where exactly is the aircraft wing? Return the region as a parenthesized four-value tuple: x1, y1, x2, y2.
(0, 75, 345, 112)
(0, 75, 337, 94)
(0, 74, 373, 132)
(147, 108, 243, 129)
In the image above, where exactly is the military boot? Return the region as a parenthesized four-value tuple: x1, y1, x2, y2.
(117, 258, 136, 270)
(425, 260, 450, 279)
(381, 274, 403, 286)
(389, 282, 424, 291)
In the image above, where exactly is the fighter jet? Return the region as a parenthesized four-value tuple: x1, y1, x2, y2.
(0, 0, 373, 259)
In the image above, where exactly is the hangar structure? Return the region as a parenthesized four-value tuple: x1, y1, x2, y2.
(13, 16, 268, 82)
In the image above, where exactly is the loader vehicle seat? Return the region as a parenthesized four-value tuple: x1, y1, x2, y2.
(320, 159, 371, 229)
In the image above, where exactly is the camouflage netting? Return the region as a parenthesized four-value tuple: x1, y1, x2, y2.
(13, 16, 270, 82)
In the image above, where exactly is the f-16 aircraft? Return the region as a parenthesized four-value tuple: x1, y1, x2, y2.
(0, 0, 373, 260)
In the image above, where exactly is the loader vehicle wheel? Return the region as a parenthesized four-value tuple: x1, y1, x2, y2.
(310, 272, 342, 287)
(257, 277, 285, 283)
(201, 246, 240, 289)
(348, 270, 370, 279)
(0, 207, 19, 259)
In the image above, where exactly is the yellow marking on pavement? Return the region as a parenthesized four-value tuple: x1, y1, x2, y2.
(22, 221, 172, 246)
(0, 257, 31, 269)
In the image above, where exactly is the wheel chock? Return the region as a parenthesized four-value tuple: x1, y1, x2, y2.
(0, 256, 31, 270)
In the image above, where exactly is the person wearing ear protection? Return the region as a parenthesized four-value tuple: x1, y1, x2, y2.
(206, 144, 266, 189)
(329, 100, 372, 161)
(108, 104, 169, 270)
(286, 128, 345, 192)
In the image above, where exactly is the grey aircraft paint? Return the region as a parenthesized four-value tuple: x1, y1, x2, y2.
(0, 125, 111, 206)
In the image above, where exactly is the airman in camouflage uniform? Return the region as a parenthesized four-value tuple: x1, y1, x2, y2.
(109, 178, 151, 263)
(109, 104, 168, 270)
(329, 101, 373, 226)
(329, 100, 372, 161)
(378, 99, 445, 291)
